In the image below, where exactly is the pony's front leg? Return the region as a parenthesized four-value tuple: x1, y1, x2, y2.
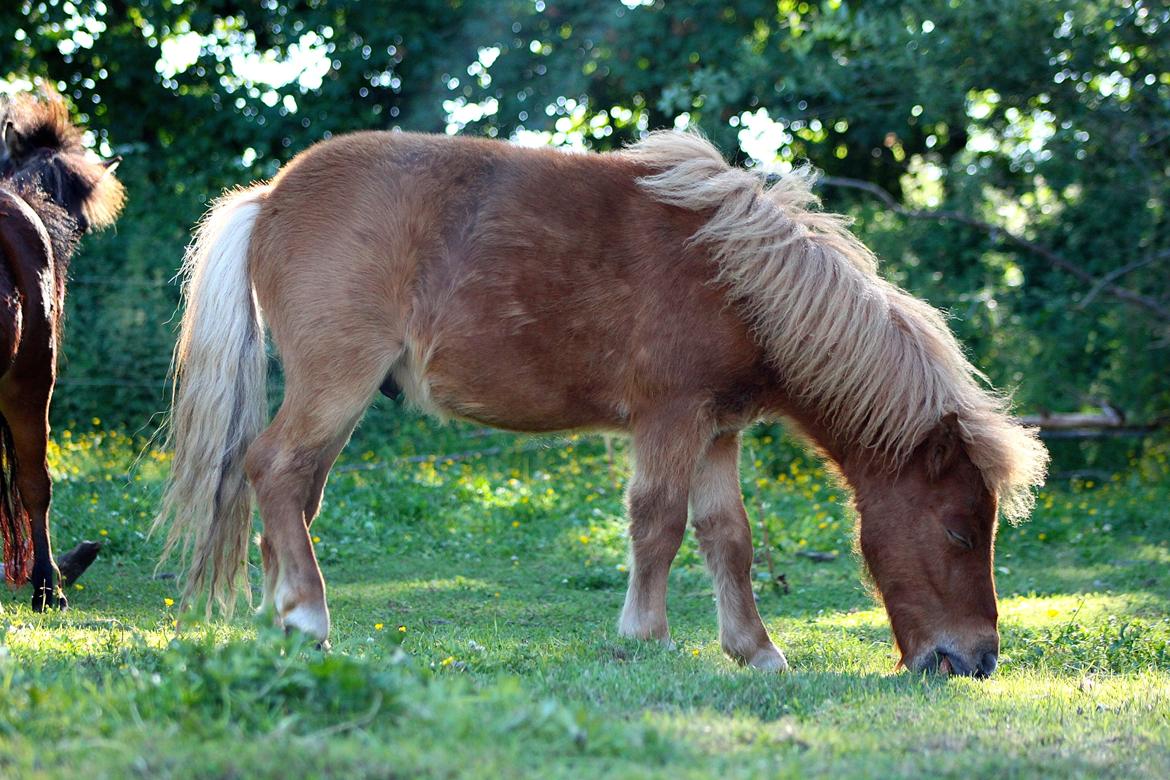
(691, 433, 787, 670)
(618, 412, 706, 646)
(25, 467, 64, 612)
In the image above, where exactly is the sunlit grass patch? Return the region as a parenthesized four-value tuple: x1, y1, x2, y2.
(2, 419, 1169, 777)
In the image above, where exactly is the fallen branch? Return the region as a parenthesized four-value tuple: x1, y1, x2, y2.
(1035, 426, 1159, 440)
(1019, 405, 1166, 440)
(1018, 407, 1126, 430)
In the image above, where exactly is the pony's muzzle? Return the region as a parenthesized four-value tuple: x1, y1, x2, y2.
(931, 646, 999, 678)
(975, 649, 998, 678)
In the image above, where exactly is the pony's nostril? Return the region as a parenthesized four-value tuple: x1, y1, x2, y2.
(976, 651, 998, 678)
(934, 649, 967, 676)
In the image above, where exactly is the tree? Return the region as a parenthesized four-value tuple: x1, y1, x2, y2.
(2, 0, 1167, 425)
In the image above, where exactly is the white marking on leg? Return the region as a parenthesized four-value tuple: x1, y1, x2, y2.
(274, 573, 330, 641)
(282, 600, 330, 642)
(618, 570, 671, 644)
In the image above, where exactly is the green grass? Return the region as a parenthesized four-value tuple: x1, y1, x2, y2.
(2, 408, 1168, 778)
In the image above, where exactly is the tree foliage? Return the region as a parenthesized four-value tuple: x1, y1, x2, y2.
(1, 0, 1167, 426)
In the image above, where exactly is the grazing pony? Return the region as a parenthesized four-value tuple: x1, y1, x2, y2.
(157, 131, 1047, 676)
(0, 89, 124, 609)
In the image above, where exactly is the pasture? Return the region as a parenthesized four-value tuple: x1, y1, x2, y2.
(1, 410, 1167, 778)
(2, 2, 1168, 778)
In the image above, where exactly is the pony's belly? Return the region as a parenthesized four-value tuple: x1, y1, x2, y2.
(430, 371, 627, 434)
(392, 336, 627, 434)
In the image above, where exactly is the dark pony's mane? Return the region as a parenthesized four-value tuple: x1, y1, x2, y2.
(2, 90, 85, 156)
(1, 89, 124, 247)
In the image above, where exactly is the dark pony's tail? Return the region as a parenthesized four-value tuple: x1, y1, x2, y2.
(0, 415, 31, 585)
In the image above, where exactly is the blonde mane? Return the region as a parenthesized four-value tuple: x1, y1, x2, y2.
(625, 131, 1048, 521)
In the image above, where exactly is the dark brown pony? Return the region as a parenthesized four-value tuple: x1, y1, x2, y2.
(156, 131, 1047, 676)
(0, 89, 124, 609)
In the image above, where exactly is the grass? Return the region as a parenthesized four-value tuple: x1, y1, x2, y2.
(1, 406, 1168, 778)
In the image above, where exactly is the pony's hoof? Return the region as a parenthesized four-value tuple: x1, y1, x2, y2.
(31, 590, 67, 612)
(616, 610, 672, 646)
(283, 624, 331, 652)
(747, 644, 788, 672)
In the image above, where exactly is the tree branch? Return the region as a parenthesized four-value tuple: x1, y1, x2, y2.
(812, 175, 1170, 322)
(1078, 249, 1170, 310)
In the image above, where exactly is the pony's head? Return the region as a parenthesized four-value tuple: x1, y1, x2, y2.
(0, 87, 124, 233)
(625, 129, 1049, 675)
(850, 413, 1001, 677)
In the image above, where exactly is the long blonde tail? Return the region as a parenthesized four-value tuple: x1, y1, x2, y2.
(153, 185, 270, 616)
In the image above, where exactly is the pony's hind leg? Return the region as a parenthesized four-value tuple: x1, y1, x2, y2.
(244, 362, 387, 642)
(690, 433, 787, 670)
(257, 426, 354, 617)
(0, 380, 63, 611)
(618, 409, 708, 645)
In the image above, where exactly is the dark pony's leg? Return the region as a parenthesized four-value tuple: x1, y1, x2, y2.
(1, 376, 64, 611)
(0, 413, 31, 590)
(618, 407, 709, 644)
(0, 253, 32, 594)
(690, 433, 787, 670)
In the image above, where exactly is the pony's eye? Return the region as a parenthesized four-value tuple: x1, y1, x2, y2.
(945, 527, 974, 551)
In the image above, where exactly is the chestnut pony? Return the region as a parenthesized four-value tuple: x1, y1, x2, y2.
(0, 89, 124, 609)
(156, 131, 1047, 676)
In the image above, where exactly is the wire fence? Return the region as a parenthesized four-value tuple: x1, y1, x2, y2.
(70, 275, 177, 287)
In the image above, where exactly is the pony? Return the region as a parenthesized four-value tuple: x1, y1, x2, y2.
(0, 88, 124, 609)
(156, 130, 1047, 676)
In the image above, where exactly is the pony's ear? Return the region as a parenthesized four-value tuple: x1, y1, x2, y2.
(102, 155, 122, 175)
(924, 412, 962, 481)
(82, 167, 126, 231)
(1, 121, 23, 162)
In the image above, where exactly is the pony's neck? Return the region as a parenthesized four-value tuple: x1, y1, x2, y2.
(767, 389, 887, 492)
